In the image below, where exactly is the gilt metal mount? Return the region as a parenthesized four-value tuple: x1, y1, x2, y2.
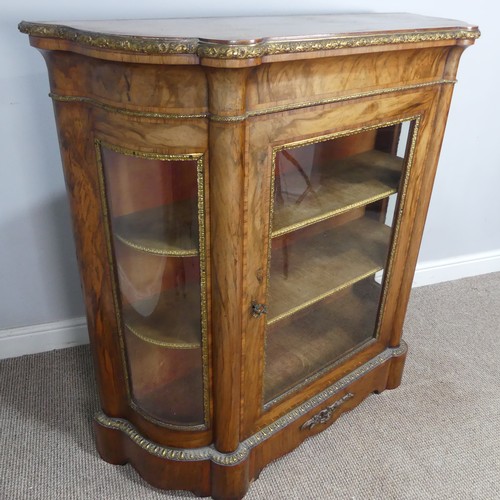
(301, 392, 354, 430)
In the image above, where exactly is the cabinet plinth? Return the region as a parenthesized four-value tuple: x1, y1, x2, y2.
(20, 13, 478, 499)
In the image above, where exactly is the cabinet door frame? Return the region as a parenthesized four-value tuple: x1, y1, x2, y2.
(88, 108, 213, 447)
(242, 85, 445, 436)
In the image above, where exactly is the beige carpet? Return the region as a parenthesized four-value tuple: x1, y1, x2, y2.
(1, 272, 499, 499)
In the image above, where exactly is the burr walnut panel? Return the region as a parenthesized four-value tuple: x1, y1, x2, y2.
(246, 47, 449, 112)
(43, 51, 208, 114)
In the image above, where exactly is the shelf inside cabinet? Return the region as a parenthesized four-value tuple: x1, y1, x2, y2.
(268, 216, 390, 324)
(123, 285, 202, 348)
(264, 277, 381, 404)
(273, 150, 403, 237)
(112, 199, 199, 256)
(134, 368, 205, 425)
(124, 328, 205, 425)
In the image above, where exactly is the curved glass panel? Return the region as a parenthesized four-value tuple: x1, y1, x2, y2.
(264, 120, 416, 406)
(99, 144, 206, 427)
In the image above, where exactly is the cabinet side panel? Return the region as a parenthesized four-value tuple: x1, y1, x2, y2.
(43, 50, 208, 115)
(51, 100, 128, 415)
(382, 46, 467, 346)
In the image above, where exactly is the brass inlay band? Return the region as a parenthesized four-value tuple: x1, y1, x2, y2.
(247, 80, 456, 120)
(49, 93, 207, 119)
(96, 141, 204, 162)
(50, 80, 455, 123)
(19, 21, 198, 54)
(114, 233, 199, 257)
(19, 21, 479, 58)
(95, 341, 407, 465)
(267, 267, 382, 326)
(210, 113, 247, 123)
(95, 139, 210, 429)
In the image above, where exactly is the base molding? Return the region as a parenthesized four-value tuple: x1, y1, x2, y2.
(94, 342, 407, 499)
(0, 316, 88, 360)
(413, 249, 500, 287)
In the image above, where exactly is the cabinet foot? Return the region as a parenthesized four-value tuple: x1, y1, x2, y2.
(94, 414, 212, 496)
(385, 342, 408, 390)
(211, 461, 250, 500)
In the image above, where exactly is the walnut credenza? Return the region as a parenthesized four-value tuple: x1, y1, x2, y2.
(19, 14, 478, 499)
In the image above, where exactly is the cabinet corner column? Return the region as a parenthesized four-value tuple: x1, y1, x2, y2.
(206, 67, 251, 454)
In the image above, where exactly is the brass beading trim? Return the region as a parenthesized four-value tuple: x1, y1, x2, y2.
(114, 233, 199, 257)
(248, 80, 455, 120)
(373, 117, 422, 339)
(198, 30, 480, 59)
(124, 323, 201, 349)
(95, 341, 407, 465)
(19, 21, 479, 58)
(272, 188, 398, 238)
(49, 93, 207, 120)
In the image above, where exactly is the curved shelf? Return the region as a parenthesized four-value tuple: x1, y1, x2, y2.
(272, 149, 403, 237)
(267, 216, 391, 325)
(123, 286, 202, 348)
(123, 328, 205, 427)
(130, 367, 205, 427)
(112, 199, 199, 256)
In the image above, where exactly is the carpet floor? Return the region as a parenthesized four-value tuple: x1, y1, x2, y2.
(1, 273, 499, 499)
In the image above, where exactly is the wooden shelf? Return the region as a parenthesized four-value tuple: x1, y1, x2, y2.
(123, 327, 205, 426)
(112, 199, 199, 256)
(273, 149, 403, 237)
(123, 285, 201, 348)
(264, 277, 381, 403)
(268, 216, 390, 324)
(132, 367, 205, 426)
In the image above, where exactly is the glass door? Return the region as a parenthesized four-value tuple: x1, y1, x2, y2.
(263, 119, 416, 407)
(97, 143, 208, 428)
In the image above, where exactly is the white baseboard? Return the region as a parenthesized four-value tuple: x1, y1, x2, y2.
(1, 250, 499, 359)
(0, 317, 89, 360)
(413, 249, 500, 287)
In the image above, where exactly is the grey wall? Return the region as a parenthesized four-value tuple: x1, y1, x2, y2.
(1, 1, 498, 331)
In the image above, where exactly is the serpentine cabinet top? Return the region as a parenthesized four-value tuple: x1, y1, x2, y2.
(19, 13, 479, 66)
